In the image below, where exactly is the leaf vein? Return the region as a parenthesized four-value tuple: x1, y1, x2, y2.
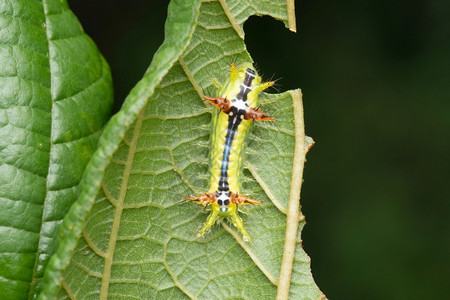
(221, 222, 279, 286)
(179, 57, 205, 99)
(61, 278, 76, 300)
(218, 0, 245, 39)
(53, 62, 104, 102)
(162, 123, 199, 195)
(101, 181, 117, 207)
(246, 164, 287, 214)
(82, 227, 106, 258)
(1, 160, 47, 180)
(72, 260, 102, 278)
(48, 32, 85, 42)
(163, 245, 195, 299)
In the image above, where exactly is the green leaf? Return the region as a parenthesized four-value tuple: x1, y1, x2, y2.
(41, 0, 325, 299)
(0, 0, 113, 298)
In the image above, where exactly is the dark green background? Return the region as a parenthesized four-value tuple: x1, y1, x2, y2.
(70, 0, 449, 298)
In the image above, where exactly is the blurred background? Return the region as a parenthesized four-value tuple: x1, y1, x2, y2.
(70, 0, 450, 298)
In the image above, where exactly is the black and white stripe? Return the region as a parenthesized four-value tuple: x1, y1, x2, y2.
(217, 68, 255, 199)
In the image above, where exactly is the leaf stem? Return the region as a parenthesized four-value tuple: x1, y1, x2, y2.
(286, 0, 297, 32)
(276, 90, 304, 300)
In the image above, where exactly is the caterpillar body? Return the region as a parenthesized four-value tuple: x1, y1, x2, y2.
(185, 62, 274, 241)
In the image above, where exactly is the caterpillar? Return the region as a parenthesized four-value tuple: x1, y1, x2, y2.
(185, 62, 274, 241)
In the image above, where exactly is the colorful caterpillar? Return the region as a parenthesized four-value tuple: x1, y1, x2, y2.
(185, 62, 274, 241)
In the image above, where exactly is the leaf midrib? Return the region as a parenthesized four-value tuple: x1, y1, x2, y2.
(99, 108, 145, 299)
(28, 1, 53, 297)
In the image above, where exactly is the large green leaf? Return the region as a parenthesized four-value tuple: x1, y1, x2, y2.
(41, 0, 324, 299)
(0, 0, 113, 299)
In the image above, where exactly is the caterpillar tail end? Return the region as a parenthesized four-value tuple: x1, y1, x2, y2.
(197, 210, 219, 238)
(185, 192, 259, 242)
(231, 212, 251, 242)
(230, 193, 261, 241)
(196, 206, 252, 242)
